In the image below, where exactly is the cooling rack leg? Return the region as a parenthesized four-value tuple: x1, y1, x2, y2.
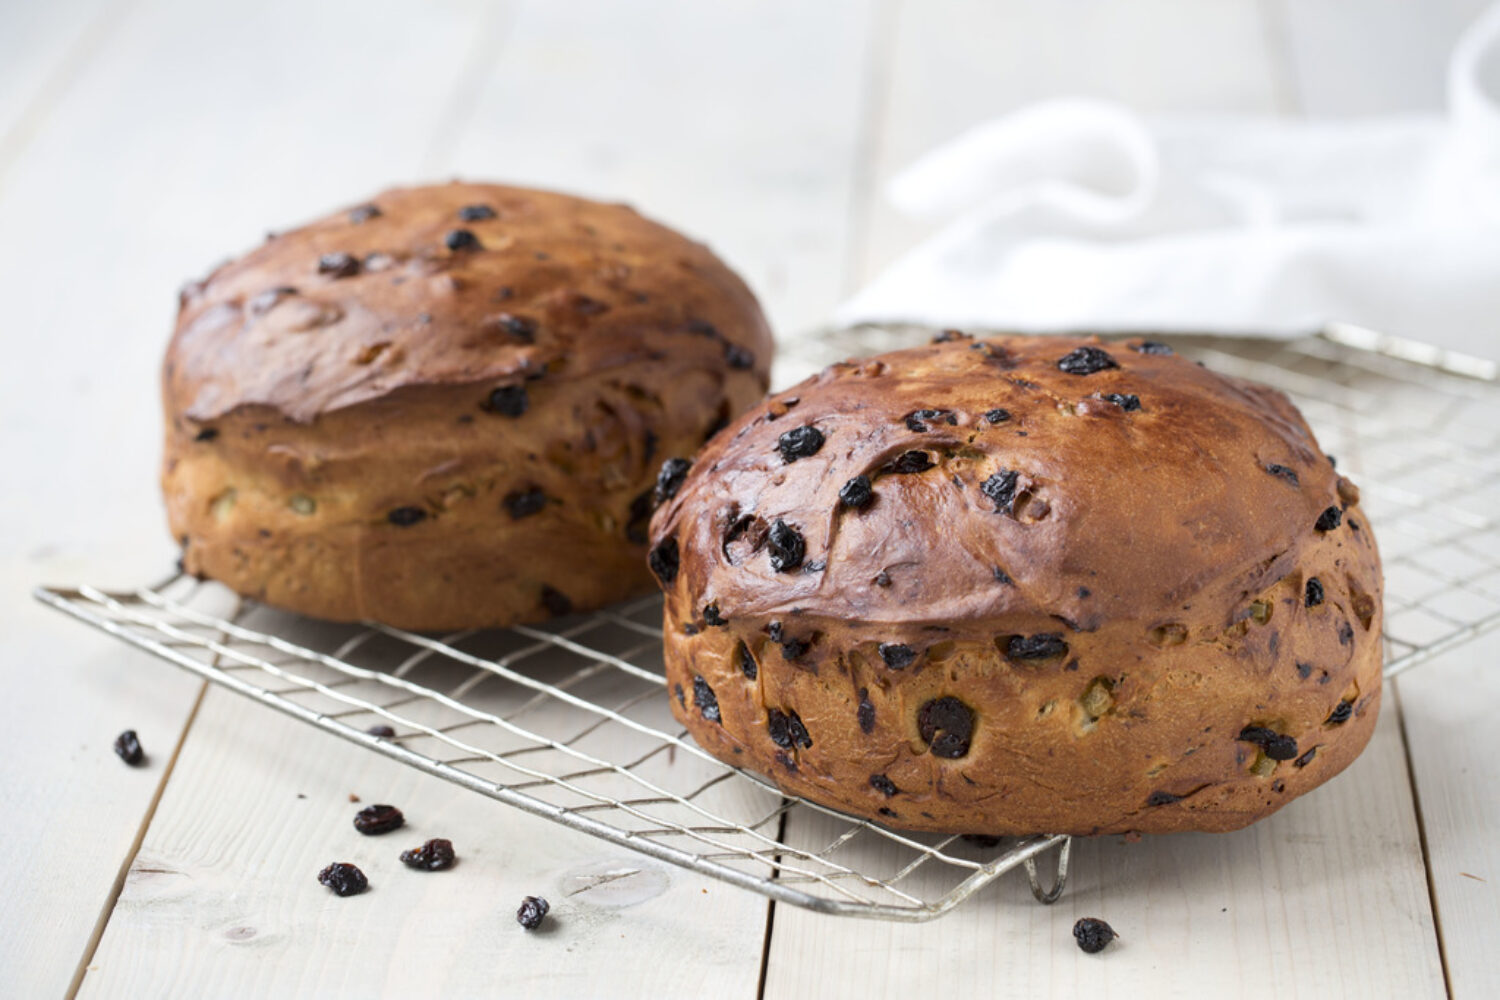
(1024, 836, 1072, 904)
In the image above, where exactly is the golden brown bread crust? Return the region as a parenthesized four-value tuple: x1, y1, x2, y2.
(649, 334, 1382, 835)
(163, 182, 773, 629)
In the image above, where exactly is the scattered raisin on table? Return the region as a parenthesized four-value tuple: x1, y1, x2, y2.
(353, 804, 405, 835)
(1305, 577, 1324, 607)
(516, 895, 550, 930)
(777, 425, 825, 463)
(113, 729, 145, 766)
(318, 862, 368, 896)
(1057, 346, 1119, 374)
(400, 838, 456, 871)
(839, 475, 874, 509)
(367, 724, 396, 738)
(1073, 917, 1117, 953)
(654, 458, 693, 505)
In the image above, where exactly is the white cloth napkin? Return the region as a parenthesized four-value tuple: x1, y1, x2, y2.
(837, 4, 1500, 358)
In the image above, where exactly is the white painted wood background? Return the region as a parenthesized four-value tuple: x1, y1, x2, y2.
(2, 0, 1497, 996)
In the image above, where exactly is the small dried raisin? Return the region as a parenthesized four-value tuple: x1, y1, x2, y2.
(1305, 577, 1324, 607)
(387, 506, 427, 527)
(1325, 700, 1353, 725)
(1315, 506, 1343, 532)
(693, 675, 721, 723)
(981, 470, 1019, 514)
(917, 697, 974, 758)
(458, 204, 496, 221)
(503, 487, 547, 520)
(113, 729, 144, 766)
(1005, 633, 1068, 660)
(654, 457, 692, 506)
(983, 408, 1011, 424)
(445, 228, 481, 251)
(516, 895, 550, 930)
(777, 425, 825, 463)
(878, 643, 916, 669)
(1099, 393, 1141, 411)
(318, 862, 368, 896)
(737, 642, 757, 679)
(400, 838, 456, 871)
(887, 451, 933, 474)
(353, 804, 405, 835)
(869, 774, 898, 797)
(839, 475, 873, 509)
(767, 519, 805, 573)
(1073, 917, 1116, 953)
(648, 538, 679, 584)
(1057, 346, 1118, 374)
(486, 384, 528, 417)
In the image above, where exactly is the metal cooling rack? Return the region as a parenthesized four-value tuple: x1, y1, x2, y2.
(34, 326, 1500, 921)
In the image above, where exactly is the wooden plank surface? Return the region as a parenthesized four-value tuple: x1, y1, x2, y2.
(4, 0, 1494, 996)
(1399, 629, 1500, 1000)
(763, 703, 1445, 1000)
(81, 684, 768, 998)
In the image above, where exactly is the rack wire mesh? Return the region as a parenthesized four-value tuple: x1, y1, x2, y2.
(35, 326, 1500, 921)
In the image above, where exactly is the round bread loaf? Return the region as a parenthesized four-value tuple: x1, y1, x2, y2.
(163, 182, 773, 629)
(649, 334, 1382, 835)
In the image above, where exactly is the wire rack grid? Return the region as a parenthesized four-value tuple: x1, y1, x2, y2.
(35, 325, 1500, 921)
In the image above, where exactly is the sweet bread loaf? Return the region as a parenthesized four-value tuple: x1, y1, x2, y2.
(649, 334, 1381, 835)
(163, 182, 772, 629)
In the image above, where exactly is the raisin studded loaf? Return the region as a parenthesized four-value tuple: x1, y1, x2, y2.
(163, 182, 772, 630)
(649, 334, 1382, 835)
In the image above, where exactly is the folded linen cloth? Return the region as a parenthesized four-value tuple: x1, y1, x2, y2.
(837, 3, 1500, 359)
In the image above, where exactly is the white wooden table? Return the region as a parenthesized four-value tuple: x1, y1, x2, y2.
(3, 1, 1497, 996)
